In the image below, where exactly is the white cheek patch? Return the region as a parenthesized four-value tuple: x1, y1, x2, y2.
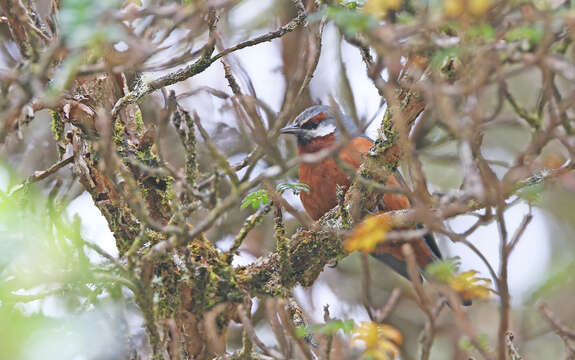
(309, 123, 336, 137)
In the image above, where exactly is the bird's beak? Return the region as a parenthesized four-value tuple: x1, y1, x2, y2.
(280, 124, 301, 135)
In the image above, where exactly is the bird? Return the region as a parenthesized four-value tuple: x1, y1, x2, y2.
(280, 105, 444, 283)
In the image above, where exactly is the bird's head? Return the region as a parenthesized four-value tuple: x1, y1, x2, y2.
(280, 105, 358, 152)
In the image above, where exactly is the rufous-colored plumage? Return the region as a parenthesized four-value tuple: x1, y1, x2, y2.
(281, 105, 441, 279)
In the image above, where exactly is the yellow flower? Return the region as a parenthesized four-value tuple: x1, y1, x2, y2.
(468, 0, 493, 16)
(344, 214, 391, 254)
(364, 0, 403, 19)
(351, 321, 403, 360)
(448, 270, 492, 301)
(443, 0, 464, 18)
(385, 0, 403, 10)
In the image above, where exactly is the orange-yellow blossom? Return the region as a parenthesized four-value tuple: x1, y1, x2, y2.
(345, 214, 391, 254)
(350, 321, 403, 360)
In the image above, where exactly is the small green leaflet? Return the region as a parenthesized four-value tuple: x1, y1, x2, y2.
(467, 24, 495, 39)
(240, 189, 270, 210)
(426, 257, 460, 282)
(338, 0, 367, 8)
(459, 334, 489, 351)
(505, 25, 544, 43)
(295, 320, 355, 338)
(430, 47, 459, 69)
(241, 183, 310, 209)
(276, 183, 310, 195)
(324, 6, 374, 35)
(514, 169, 548, 205)
(516, 182, 544, 204)
(295, 326, 308, 339)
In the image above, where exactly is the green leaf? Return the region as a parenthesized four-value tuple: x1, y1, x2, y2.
(46, 54, 83, 99)
(240, 189, 270, 209)
(426, 258, 460, 282)
(59, 0, 124, 48)
(0, 162, 110, 359)
(459, 334, 489, 351)
(396, 12, 415, 24)
(458, 337, 473, 351)
(276, 183, 310, 195)
(430, 47, 459, 69)
(339, 0, 367, 8)
(310, 320, 355, 335)
(323, 5, 375, 35)
(477, 334, 489, 351)
(468, 24, 495, 39)
(516, 182, 544, 204)
(505, 25, 544, 43)
(295, 326, 309, 339)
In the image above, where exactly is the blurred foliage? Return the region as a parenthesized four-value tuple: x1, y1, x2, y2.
(318, 5, 375, 35)
(466, 23, 495, 39)
(46, 54, 83, 100)
(505, 24, 545, 44)
(528, 260, 575, 303)
(295, 319, 355, 338)
(0, 164, 125, 360)
(58, 0, 124, 48)
(459, 334, 490, 352)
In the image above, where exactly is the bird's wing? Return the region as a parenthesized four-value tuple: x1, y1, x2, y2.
(390, 171, 443, 261)
(338, 136, 373, 169)
(339, 135, 442, 267)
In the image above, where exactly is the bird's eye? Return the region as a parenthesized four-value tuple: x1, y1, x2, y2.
(301, 121, 319, 130)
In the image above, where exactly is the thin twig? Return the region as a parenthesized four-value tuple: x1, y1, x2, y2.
(375, 288, 402, 323)
(111, 1, 307, 120)
(237, 304, 282, 358)
(539, 303, 575, 359)
(360, 253, 375, 321)
(9, 156, 73, 195)
(226, 204, 271, 263)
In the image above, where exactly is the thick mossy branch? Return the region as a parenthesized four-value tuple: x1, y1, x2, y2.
(238, 226, 347, 297)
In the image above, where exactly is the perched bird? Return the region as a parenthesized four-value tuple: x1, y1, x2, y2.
(280, 105, 443, 281)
